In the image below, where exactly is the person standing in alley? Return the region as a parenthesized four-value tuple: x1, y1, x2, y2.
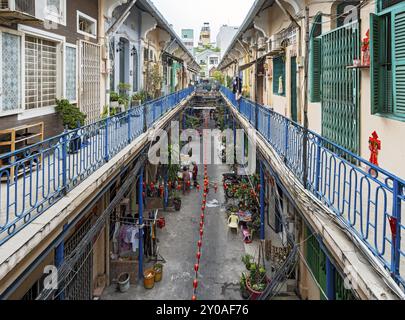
(192, 162, 198, 187)
(182, 166, 191, 194)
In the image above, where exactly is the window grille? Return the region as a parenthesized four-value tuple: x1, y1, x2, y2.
(25, 36, 58, 110)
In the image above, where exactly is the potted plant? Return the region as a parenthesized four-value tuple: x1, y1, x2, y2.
(110, 92, 120, 108)
(153, 263, 164, 282)
(132, 92, 142, 106)
(55, 99, 86, 154)
(118, 82, 131, 98)
(240, 272, 250, 299)
(244, 262, 269, 300)
(118, 97, 128, 112)
(172, 191, 182, 211)
(241, 254, 253, 270)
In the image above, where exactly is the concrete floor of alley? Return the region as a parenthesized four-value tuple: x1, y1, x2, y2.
(102, 163, 263, 300)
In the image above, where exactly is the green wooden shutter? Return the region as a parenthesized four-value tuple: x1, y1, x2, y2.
(273, 56, 285, 97)
(309, 14, 322, 103)
(370, 13, 381, 114)
(392, 7, 405, 117)
(309, 38, 321, 102)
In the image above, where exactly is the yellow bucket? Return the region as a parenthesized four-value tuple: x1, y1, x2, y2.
(143, 269, 155, 289)
(154, 264, 163, 282)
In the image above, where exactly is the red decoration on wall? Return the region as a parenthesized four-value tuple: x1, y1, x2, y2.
(389, 217, 398, 246)
(193, 279, 198, 289)
(369, 131, 381, 166)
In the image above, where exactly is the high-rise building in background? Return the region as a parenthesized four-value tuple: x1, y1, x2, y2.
(199, 22, 211, 47)
(181, 29, 194, 53)
(216, 25, 239, 58)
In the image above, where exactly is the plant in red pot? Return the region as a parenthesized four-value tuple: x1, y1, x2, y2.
(245, 263, 269, 300)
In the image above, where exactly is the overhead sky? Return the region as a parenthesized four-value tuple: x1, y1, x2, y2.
(151, 0, 256, 45)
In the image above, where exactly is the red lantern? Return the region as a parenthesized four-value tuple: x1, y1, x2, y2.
(193, 279, 198, 289)
(200, 229, 204, 237)
(201, 213, 205, 221)
(194, 264, 199, 272)
(200, 221, 204, 228)
(196, 252, 201, 260)
(177, 184, 182, 191)
(202, 199, 206, 205)
(197, 240, 202, 248)
(192, 295, 197, 301)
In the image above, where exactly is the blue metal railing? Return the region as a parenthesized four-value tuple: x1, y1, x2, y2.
(0, 87, 194, 245)
(221, 86, 405, 291)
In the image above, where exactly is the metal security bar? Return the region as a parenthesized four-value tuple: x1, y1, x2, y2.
(0, 87, 194, 245)
(321, 22, 360, 155)
(221, 86, 405, 291)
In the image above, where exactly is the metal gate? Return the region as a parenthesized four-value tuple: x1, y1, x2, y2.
(79, 40, 101, 124)
(64, 216, 93, 300)
(321, 22, 360, 154)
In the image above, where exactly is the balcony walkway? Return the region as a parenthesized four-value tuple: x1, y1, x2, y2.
(220, 86, 405, 299)
(0, 88, 194, 294)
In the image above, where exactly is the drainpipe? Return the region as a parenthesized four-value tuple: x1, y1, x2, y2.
(260, 161, 265, 240)
(138, 168, 144, 280)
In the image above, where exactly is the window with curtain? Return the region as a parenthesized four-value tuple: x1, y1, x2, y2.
(272, 56, 285, 97)
(371, 3, 405, 119)
(25, 36, 58, 110)
(65, 46, 76, 102)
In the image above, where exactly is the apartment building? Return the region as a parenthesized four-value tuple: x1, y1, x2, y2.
(0, 0, 103, 134)
(218, 0, 405, 300)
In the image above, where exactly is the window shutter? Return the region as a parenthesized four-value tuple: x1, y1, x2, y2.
(309, 14, 322, 103)
(370, 13, 381, 114)
(392, 7, 405, 117)
(309, 37, 321, 102)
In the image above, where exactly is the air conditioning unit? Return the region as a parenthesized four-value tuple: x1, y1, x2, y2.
(0, 0, 35, 16)
(268, 35, 281, 52)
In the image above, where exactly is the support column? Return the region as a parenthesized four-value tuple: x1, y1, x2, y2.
(260, 161, 265, 240)
(55, 224, 68, 300)
(163, 165, 168, 210)
(233, 118, 236, 164)
(326, 256, 336, 300)
(138, 168, 144, 280)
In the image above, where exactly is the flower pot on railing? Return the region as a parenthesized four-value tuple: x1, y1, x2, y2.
(68, 132, 82, 154)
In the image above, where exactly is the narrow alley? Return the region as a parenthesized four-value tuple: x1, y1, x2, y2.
(102, 163, 247, 300)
